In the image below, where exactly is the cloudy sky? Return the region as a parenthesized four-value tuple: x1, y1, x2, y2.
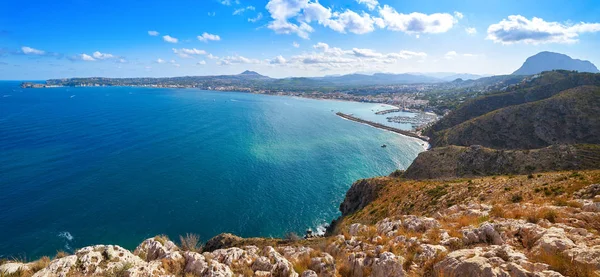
(1, 0, 599, 79)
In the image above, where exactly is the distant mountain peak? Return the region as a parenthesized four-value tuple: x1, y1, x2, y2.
(239, 70, 262, 76)
(513, 52, 599, 75)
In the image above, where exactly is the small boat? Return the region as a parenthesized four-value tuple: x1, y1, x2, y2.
(381, 144, 387, 148)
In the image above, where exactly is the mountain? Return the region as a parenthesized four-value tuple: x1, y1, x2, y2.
(425, 70, 600, 139)
(513, 52, 599, 75)
(413, 72, 486, 81)
(312, 72, 442, 85)
(428, 84, 600, 149)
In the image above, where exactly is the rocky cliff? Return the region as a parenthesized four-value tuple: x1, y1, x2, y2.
(3, 171, 600, 277)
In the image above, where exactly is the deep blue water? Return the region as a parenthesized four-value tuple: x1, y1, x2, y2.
(0, 81, 424, 258)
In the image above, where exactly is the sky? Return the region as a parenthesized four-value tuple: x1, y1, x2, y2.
(1, 0, 599, 79)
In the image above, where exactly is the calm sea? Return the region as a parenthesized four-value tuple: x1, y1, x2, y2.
(0, 81, 424, 258)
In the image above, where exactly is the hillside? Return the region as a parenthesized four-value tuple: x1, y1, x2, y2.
(428, 85, 600, 149)
(425, 71, 600, 142)
(513, 52, 599, 75)
(402, 144, 600, 180)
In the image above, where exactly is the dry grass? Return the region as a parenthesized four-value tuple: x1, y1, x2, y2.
(153, 235, 170, 246)
(179, 233, 202, 252)
(333, 170, 600, 233)
(160, 258, 185, 275)
(533, 252, 599, 277)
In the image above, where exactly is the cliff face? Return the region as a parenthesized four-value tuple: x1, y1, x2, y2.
(402, 144, 600, 180)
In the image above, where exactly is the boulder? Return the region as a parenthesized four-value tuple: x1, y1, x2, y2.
(371, 252, 405, 277)
(134, 237, 179, 261)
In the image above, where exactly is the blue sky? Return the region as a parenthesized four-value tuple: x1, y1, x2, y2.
(1, 0, 599, 79)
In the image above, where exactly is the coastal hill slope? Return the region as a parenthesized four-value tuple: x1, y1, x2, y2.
(428, 85, 600, 149)
(403, 144, 600, 179)
(425, 71, 600, 141)
(513, 52, 599, 75)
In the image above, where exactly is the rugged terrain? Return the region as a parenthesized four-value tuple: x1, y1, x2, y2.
(2, 170, 600, 277)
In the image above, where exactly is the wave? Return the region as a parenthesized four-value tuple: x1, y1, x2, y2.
(58, 231, 74, 251)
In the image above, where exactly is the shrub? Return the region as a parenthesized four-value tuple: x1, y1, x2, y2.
(511, 194, 523, 203)
(284, 232, 301, 242)
(179, 233, 202, 252)
(54, 251, 69, 259)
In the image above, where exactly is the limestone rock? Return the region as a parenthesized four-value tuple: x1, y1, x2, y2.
(204, 233, 244, 252)
(32, 255, 77, 277)
(134, 237, 179, 261)
(371, 252, 405, 277)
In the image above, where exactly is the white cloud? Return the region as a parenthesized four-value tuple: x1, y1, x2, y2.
(233, 6, 255, 15)
(81, 54, 96, 61)
(118, 58, 127, 63)
(163, 35, 178, 43)
(356, 0, 378, 10)
(208, 12, 216, 17)
(323, 10, 378, 34)
(248, 13, 263, 23)
(220, 0, 234, 5)
(386, 50, 427, 59)
(487, 15, 600, 44)
(197, 60, 207, 65)
(156, 58, 166, 64)
(198, 32, 221, 42)
(266, 0, 314, 39)
(465, 27, 477, 35)
(313, 42, 351, 56)
(219, 55, 262, 65)
(352, 48, 383, 58)
(265, 1, 459, 38)
(21, 46, 45, 55)
(270, 55, 287, 64)
(207, 54, 219, 60)
(268, 20, 314, 39)
(148, 30, 159, 36)
(444, 51, 458, 59)
(92, 51, 115, 60)
(378, 5, 458, 34)
(292, 41, 300, 48)
(172, 48, 207, 58)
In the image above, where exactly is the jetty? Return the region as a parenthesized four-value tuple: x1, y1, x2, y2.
(375, 108, 402, 115)
(336, 112, 429, 142)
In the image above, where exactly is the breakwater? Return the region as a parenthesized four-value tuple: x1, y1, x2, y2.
(336, 112, 429, 142)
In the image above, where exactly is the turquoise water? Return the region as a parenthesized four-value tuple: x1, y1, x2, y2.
(0, 81, 424, 258)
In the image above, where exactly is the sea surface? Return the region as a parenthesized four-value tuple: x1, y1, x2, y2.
(0, 81, 425, 258)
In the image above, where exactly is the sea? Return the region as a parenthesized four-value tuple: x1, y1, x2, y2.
(0, 81, 425, 258)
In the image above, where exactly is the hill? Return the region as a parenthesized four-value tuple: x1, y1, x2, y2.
(513, 52, 599, 75)
(425, 71, 600, 140)
(402, 144, 600, 179)
(428, 85, 600, 149)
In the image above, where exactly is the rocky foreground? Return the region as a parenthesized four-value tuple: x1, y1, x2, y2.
(2, 171, 600, 277)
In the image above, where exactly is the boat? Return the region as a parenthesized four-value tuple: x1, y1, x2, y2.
(381, 144, 387, 148)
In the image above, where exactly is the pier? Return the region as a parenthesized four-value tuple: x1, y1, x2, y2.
(336, 112, 429, 142)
